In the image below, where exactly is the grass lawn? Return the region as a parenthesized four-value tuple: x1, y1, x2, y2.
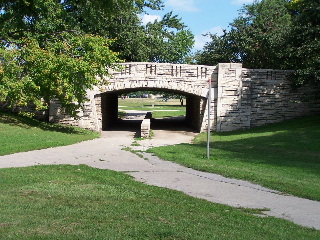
(148, 116, 320, 201)
(1, 109, 319, 238)
(0, 112, 99, 156)
(119, 98, 186, 118)
(0, 165, 319, 239)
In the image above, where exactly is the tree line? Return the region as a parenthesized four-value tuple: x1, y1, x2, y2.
(0, 0, 193, 116)
(196, 0, 320, 98)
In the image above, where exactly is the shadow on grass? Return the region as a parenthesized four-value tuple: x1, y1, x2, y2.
(197, 136, 319, 172)
(192, 116, 320, 174)
(215, 115, 320, 137)
(0, 111, 88, 134)
(149, 115, 320, 173)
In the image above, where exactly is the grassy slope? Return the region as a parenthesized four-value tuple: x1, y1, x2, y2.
(1, 111, 319, 238)
(0, 165, 319, 239)
(0, 112, 99, 156)
(148, 116, 320, 201)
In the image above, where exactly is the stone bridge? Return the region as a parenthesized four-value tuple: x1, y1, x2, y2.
(49, 62, 319, 133)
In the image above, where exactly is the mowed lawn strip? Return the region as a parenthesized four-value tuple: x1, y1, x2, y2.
(119, 98, 186, 119)
(0, 112, 99, 156)
(148, 116, 320, 201)
(0, 165, 319, 239)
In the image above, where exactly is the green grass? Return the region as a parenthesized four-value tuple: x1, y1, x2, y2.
(152, 110, 186, 118)
(0, 164, 319, 239)
(148, 116, 320, 201)
(119, 98, 186, 118)
(0, 112, 99, 156)
(119, 98, 183, 108)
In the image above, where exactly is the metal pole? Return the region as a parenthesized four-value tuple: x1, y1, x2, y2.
(207, 77, 212, 159)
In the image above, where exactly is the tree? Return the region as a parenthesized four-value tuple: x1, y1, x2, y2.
(196, 0, 320, 97)
(104, 10, 194, 63)
(195, 32, 238, 66)
(0, 0, 194, 117)
(0, 0, 123, 117)
(286, 0, 320, 91)
(196, 0, 292, 69)
(144, 12, 194, 63)
(63, 0, 194, 63)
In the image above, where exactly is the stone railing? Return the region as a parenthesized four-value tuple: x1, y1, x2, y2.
(117, 62, 213, 79)
(100, 62, 216, 97)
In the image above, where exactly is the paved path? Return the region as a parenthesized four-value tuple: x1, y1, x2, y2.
(0, 130, 320, 230)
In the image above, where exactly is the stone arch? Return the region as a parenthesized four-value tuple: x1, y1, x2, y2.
(50, 62, 218, 132)
(85, 62, 217, 132)
(97, 87, 208, 132)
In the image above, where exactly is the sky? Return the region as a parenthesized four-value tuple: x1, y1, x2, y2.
(141, 0, 256, 51)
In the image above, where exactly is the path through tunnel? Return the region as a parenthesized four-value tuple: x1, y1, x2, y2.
(100, 88, 206, 135)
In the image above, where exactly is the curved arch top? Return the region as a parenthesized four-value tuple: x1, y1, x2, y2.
(98, 62, 217, 97)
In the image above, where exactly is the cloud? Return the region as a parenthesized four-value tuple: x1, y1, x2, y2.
(166, 0, 200, 12)
(140, 14, 162, 25)
(194, 26, 224, 51)
(231, 0, 256, 5)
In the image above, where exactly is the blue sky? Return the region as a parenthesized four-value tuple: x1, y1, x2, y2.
(141, 0, 256, 51)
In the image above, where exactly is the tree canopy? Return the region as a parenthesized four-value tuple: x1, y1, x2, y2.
(0, 0, 194, 117)
(286, 0, 320, 90)
(196, 0, 292, 69)
(195, 0, 320, 92)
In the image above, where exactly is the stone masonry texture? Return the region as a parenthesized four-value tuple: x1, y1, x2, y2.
(46, 62, 319, 132)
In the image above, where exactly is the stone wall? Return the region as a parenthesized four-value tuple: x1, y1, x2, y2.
(49, 93, 102, 132)
(216, 63, 320, 131)
(200, 67, 218, 132)
(186, 95, 207, 132)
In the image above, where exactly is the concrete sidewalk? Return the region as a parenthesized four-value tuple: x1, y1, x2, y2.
(0, 130, 320, 230)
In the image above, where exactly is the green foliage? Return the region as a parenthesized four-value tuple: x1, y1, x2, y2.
(1, 165, 319, 239)
(286, 0, 320, 92)
(107, 9, 194, 63)
(144, 13, 194, 63)
(148, 116, 320, 201)
(196, 0, 320, 92)
(195, 32, 235, 66)
(0, 0, 194, 117)
(1, 35, 119, 115)
(0, 0, 122, 116)
(231, 0, 292, 69)
(196, 0, 292, 69)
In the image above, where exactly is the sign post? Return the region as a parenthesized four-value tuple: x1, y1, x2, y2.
(207, 77, 212, 159)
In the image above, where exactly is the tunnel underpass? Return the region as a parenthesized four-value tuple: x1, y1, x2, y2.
(99, 88, 207, 134)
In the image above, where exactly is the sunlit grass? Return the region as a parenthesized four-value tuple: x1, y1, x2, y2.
(148, 116, 320, 201)
(0, 165, 319, 239)
(119, 98, 186, 117)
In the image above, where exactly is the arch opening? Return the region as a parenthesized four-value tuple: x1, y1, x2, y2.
(99, 88, 206, 134)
